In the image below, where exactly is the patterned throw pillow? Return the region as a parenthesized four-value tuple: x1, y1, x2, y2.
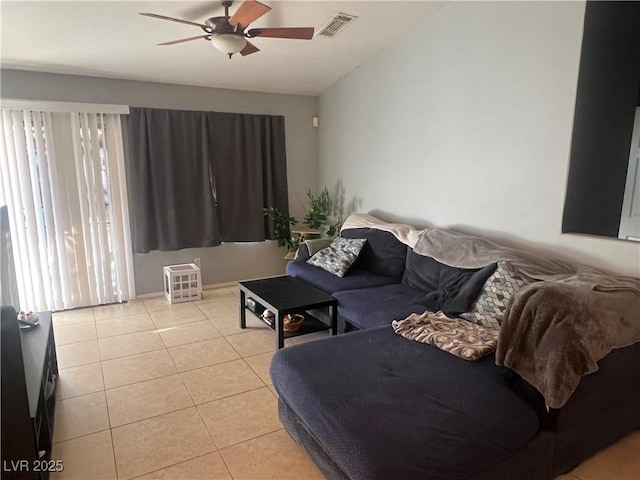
(460, 261, 527, 330)
(306, 237, 366, 277)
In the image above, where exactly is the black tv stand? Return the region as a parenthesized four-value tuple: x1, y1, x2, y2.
(1, 309, 58, 480)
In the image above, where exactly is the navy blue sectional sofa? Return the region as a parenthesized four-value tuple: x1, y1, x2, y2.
(274, 225, 640, 480)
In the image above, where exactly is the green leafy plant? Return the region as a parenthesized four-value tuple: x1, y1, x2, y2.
(265, 186, 343, 252)
(303, 187, 331, 230)
(325, 218, 343, 238)
(263, 207, 299, 251)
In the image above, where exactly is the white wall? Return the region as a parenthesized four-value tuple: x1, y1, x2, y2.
(318, 1, 640, 277)
(1, 69, 318, 293)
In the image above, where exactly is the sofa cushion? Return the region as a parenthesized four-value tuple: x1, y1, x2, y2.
(334, 284, 426, 330)
(461, 261, 528, 330)
(342, 228, 408, 280)
(286, 260, 397, 295)
(271, 326, 540, 480)
(307, 237, 366, 277)
(402, 249, 497, 314)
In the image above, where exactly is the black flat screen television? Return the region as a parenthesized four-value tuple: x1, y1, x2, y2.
(1, 205, 20, 309)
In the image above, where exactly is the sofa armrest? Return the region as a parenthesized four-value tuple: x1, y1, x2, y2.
(294, 243, 311, 261)
(294, 238, 333, 260)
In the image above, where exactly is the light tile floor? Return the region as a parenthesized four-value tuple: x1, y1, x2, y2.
(50, 287, 639, 479)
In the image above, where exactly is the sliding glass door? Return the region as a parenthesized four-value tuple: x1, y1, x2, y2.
(0, 108, 135, 311)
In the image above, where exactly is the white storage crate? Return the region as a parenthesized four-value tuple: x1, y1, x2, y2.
(163, 263, 202, 304)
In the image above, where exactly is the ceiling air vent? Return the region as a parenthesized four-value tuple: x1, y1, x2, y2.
(317, 13, 358, 38)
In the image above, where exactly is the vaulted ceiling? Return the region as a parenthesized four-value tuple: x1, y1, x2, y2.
(1, 1, 445, 95)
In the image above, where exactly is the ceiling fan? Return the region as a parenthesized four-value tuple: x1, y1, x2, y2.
(140, 0, 315, 58)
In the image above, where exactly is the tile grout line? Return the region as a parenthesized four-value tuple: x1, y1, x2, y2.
(196, 384, 270, 409)
(99, 342, 167, 362)
(155, 316, 226, 349)
(97, 342, 120, 480)
(215, 331, 245, 360)
(52, 425, 112, 446)
(58, 358, 102, 370)
(171, 353, 246, 375)
(224, 427, 284, 450)
(149, 315, 210, 331)
(192, 401, 221, 463)
(51, 426, 111, 450)
(96, 327, 161, 341)
(218, 427, 286, 455)
(126, 451, 231, 480)
(97, 330, 105, 362)
(240, 356, 270, 388)
(110, 403, 199, 431)
(245, 359, 270, 386)
(52, 329, 98, 348)
(219, 452, 236, 480)
(102, 363, 177, 391)
(52, 315, 95, 323)
(94, 311, 151, 322)
(96, 325, 159, 340)
(107, 417, 119, 479)
(166, 335, 238, 353)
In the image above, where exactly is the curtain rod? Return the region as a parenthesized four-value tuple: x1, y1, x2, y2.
(0, 98, 129, 114)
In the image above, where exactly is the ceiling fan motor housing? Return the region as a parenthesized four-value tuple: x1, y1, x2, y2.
(205, 16, 242, 36)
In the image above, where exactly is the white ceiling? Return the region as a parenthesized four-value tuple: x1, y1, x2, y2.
(0, 1, 445, 96)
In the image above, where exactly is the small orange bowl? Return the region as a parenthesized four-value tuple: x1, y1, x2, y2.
(284, 314, 305, 332)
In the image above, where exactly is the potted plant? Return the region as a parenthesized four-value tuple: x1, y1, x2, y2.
(304, 187, 344, 237)
(263, 206, 300, 252)
(264, 187, 343, 256)
(303, 187, 330, 230)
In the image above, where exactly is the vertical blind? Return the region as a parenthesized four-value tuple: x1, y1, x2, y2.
(0, 109, 135, 311)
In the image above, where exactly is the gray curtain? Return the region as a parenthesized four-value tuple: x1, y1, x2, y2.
(128, 107, 288, 253)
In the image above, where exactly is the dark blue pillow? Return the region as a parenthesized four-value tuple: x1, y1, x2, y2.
(402, 249, 457, 292)
(341, 228, 407, 280)
(402, 249, 497, 315)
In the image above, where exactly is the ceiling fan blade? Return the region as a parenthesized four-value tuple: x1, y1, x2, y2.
(181, 3, 221, 20)
(247, 27, 314, 40)
(229, 0, 271, 28)
(158, 35, 210, 46)
(240, 41, 260, 56)
(139, 13, 208, 29)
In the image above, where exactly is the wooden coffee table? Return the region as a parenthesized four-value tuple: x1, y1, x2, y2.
(238, 276, 337, 349)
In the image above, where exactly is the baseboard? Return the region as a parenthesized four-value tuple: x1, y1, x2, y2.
(135, 281, 239, 299)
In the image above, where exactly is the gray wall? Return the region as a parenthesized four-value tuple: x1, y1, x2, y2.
(318, 1, 639, 277)
(1, 69, 318, 294)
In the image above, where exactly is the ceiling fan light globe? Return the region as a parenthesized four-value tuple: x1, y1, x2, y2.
(211, 34, 247, 55)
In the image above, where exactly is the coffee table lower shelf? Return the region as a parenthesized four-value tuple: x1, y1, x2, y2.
(246, 308, 331, 339)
